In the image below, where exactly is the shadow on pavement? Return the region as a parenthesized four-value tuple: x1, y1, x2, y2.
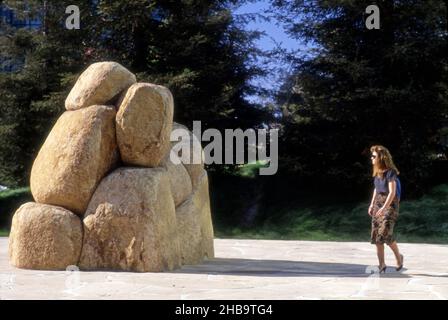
(173, 258, 413, 278)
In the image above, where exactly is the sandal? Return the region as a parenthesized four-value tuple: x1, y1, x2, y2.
(379, 265, 387, 273)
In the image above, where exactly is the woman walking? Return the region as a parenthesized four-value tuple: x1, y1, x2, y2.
(368, 145, 404, 273)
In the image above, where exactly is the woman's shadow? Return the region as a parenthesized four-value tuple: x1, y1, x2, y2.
(171, 258, 411, 278)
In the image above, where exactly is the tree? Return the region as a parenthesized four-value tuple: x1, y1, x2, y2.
(0, 0, 270, 186)
(88, 0, 271, 132)
(0, 0, 94, 186)
(272, 0, 448, 196)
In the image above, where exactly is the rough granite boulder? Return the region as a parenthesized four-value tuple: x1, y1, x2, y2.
(30, 105, 118, 215)
(175, 197, 203, 265)
(193, 170, 215, 258)
(65, 62, 136, 110)
(116, 83, 174, 167)
(170, 122, 205, 188)
(10, 61, 215, 273)
(176, 169, 214, 263)
(9, 202, 83, 270)
(160, 152, 192, 207)
(79, 168, 181, 272)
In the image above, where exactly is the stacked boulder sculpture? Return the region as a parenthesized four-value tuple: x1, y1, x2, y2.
(8, 62, 214, 272)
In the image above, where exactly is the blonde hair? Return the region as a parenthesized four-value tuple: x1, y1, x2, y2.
(370, 145, 400, 178)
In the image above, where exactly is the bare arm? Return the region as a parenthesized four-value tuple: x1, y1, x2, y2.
(368, 188, 376, 216)
(370, 188, 377, 207)
(382, 181, 396, 210)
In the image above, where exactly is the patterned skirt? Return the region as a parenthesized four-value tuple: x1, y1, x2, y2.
(371, 193, 400, 245)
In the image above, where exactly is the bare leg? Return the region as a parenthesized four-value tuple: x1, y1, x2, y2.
(375, 243, 386, 269)
(387, 241, 402, 267)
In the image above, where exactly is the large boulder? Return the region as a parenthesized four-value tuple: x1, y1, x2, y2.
(79, 168, 181, 272)
(65, 62, 136, 110)
(170, 122, 205, 188)
(116, 83, 174, 167)
(176, 169, 214, 263)
(175, 197, 203, 265)
(160, 152, 192, 207)
(194, 170, 215, 258)
(9, 202, 82, 270)
(30, 105, 118, 215)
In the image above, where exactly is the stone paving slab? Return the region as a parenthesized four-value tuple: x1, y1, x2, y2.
(1, 237, 447, 300)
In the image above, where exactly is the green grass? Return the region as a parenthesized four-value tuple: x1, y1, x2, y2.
(235, 160, 269, 178)
(1, 184, 447, 244)
(0, 187, 30, 200)
(215, 184, 448, 244)
(0, 187, 32, 230)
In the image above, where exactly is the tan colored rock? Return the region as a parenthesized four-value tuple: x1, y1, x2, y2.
(116, 83, 174, 167)
(175, 197, 203, 265)
(65, 62, 136, 110)
(30, 105, 118, 215)
(160, 152, 192, 207)
(79, 168, 181, 272)
(9, 202, 82, 270)
(176, 169, 214, 263)
(170, 122, 205, 188)
(185, 160, 206, 190)
(194, 171, 215, 258)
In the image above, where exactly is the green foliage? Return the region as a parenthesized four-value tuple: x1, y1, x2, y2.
(0, 0, 92, 186)
(397, 184, 448, 237)
(215, 183, 448, 243)
(0, 187, 32, 229)
(75, 0, 271, 135)
(1, 183, 447, 244)
(234, 160, 269, 178)
(0, 0, 270, 186)
(272, 0, 448, 196)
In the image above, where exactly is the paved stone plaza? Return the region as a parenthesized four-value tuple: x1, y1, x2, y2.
(1, 237, 447, 299)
